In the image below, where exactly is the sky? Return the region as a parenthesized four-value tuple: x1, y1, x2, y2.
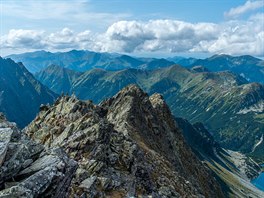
(0, 0, 263, 58)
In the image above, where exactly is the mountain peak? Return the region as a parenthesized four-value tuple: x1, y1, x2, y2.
(25, 85, 224, 197)
(210, 54, 232, 59)
(117, 84, 146, 97)
(149, 93, 168, 112)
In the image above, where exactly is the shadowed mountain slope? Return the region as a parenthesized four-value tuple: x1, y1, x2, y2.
(0, 57, 57, 128)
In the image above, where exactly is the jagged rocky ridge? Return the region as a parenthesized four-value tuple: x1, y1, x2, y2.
(0, 113, 77, 197)
(24, 85, 224, 197)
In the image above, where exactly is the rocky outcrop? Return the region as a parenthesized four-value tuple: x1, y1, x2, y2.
(25, 85, 224, 197)
(101, 85, 224, 197)
(0, 113, 77, 197)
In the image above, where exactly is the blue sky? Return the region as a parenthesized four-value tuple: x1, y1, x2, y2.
(0, 0, 263, 57)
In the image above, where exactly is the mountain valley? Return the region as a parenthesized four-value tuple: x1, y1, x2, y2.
(35, 63, 264, 162)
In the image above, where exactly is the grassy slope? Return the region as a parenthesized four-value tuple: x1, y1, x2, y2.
(36, 65, 264, 160)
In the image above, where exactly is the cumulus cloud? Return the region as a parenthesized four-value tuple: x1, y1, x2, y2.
(1, 17, 264, 57)
(225, 1, 264, 18)
(1, 29, 46, 49)
(97, 18, 263, 56)
(1, 28, 98, 51)
(47, 28, 78, 49)
(100, 20, 219, 53)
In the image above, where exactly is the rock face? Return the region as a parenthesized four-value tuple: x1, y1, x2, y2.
(25, 85, 224, 197)
(0, 113, 77, 197)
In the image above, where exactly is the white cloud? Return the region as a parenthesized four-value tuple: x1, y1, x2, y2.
(1, 29, 46, 49)
(225, 1, 264, 18)
(97, 18, 263, 56)
(1, 16, 264, 57)
(47, 28, 78, 49)
(99, 20, 219, 53)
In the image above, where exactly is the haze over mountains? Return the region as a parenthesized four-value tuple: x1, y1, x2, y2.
(2, 50, 264, 159)
(7, 50, 264, 84)
(6, 50, 174, 73)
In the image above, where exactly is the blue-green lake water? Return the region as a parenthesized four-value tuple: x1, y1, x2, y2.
(251, 164, 264, 191)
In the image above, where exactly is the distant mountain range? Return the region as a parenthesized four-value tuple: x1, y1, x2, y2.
(7, 50, 264, 84)
(167, 56, 197, 66)
(6, 50, 174, 73)
(0, 55, 263, 196)
(195, 54, 264, 83)
(35, 64, 264, 162)
(171, 54, 264, 84)
(0, 57, 57, 128)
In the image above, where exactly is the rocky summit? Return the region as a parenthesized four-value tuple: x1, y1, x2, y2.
(0, 113, 77, 198)
(24, 85, 224, 197)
